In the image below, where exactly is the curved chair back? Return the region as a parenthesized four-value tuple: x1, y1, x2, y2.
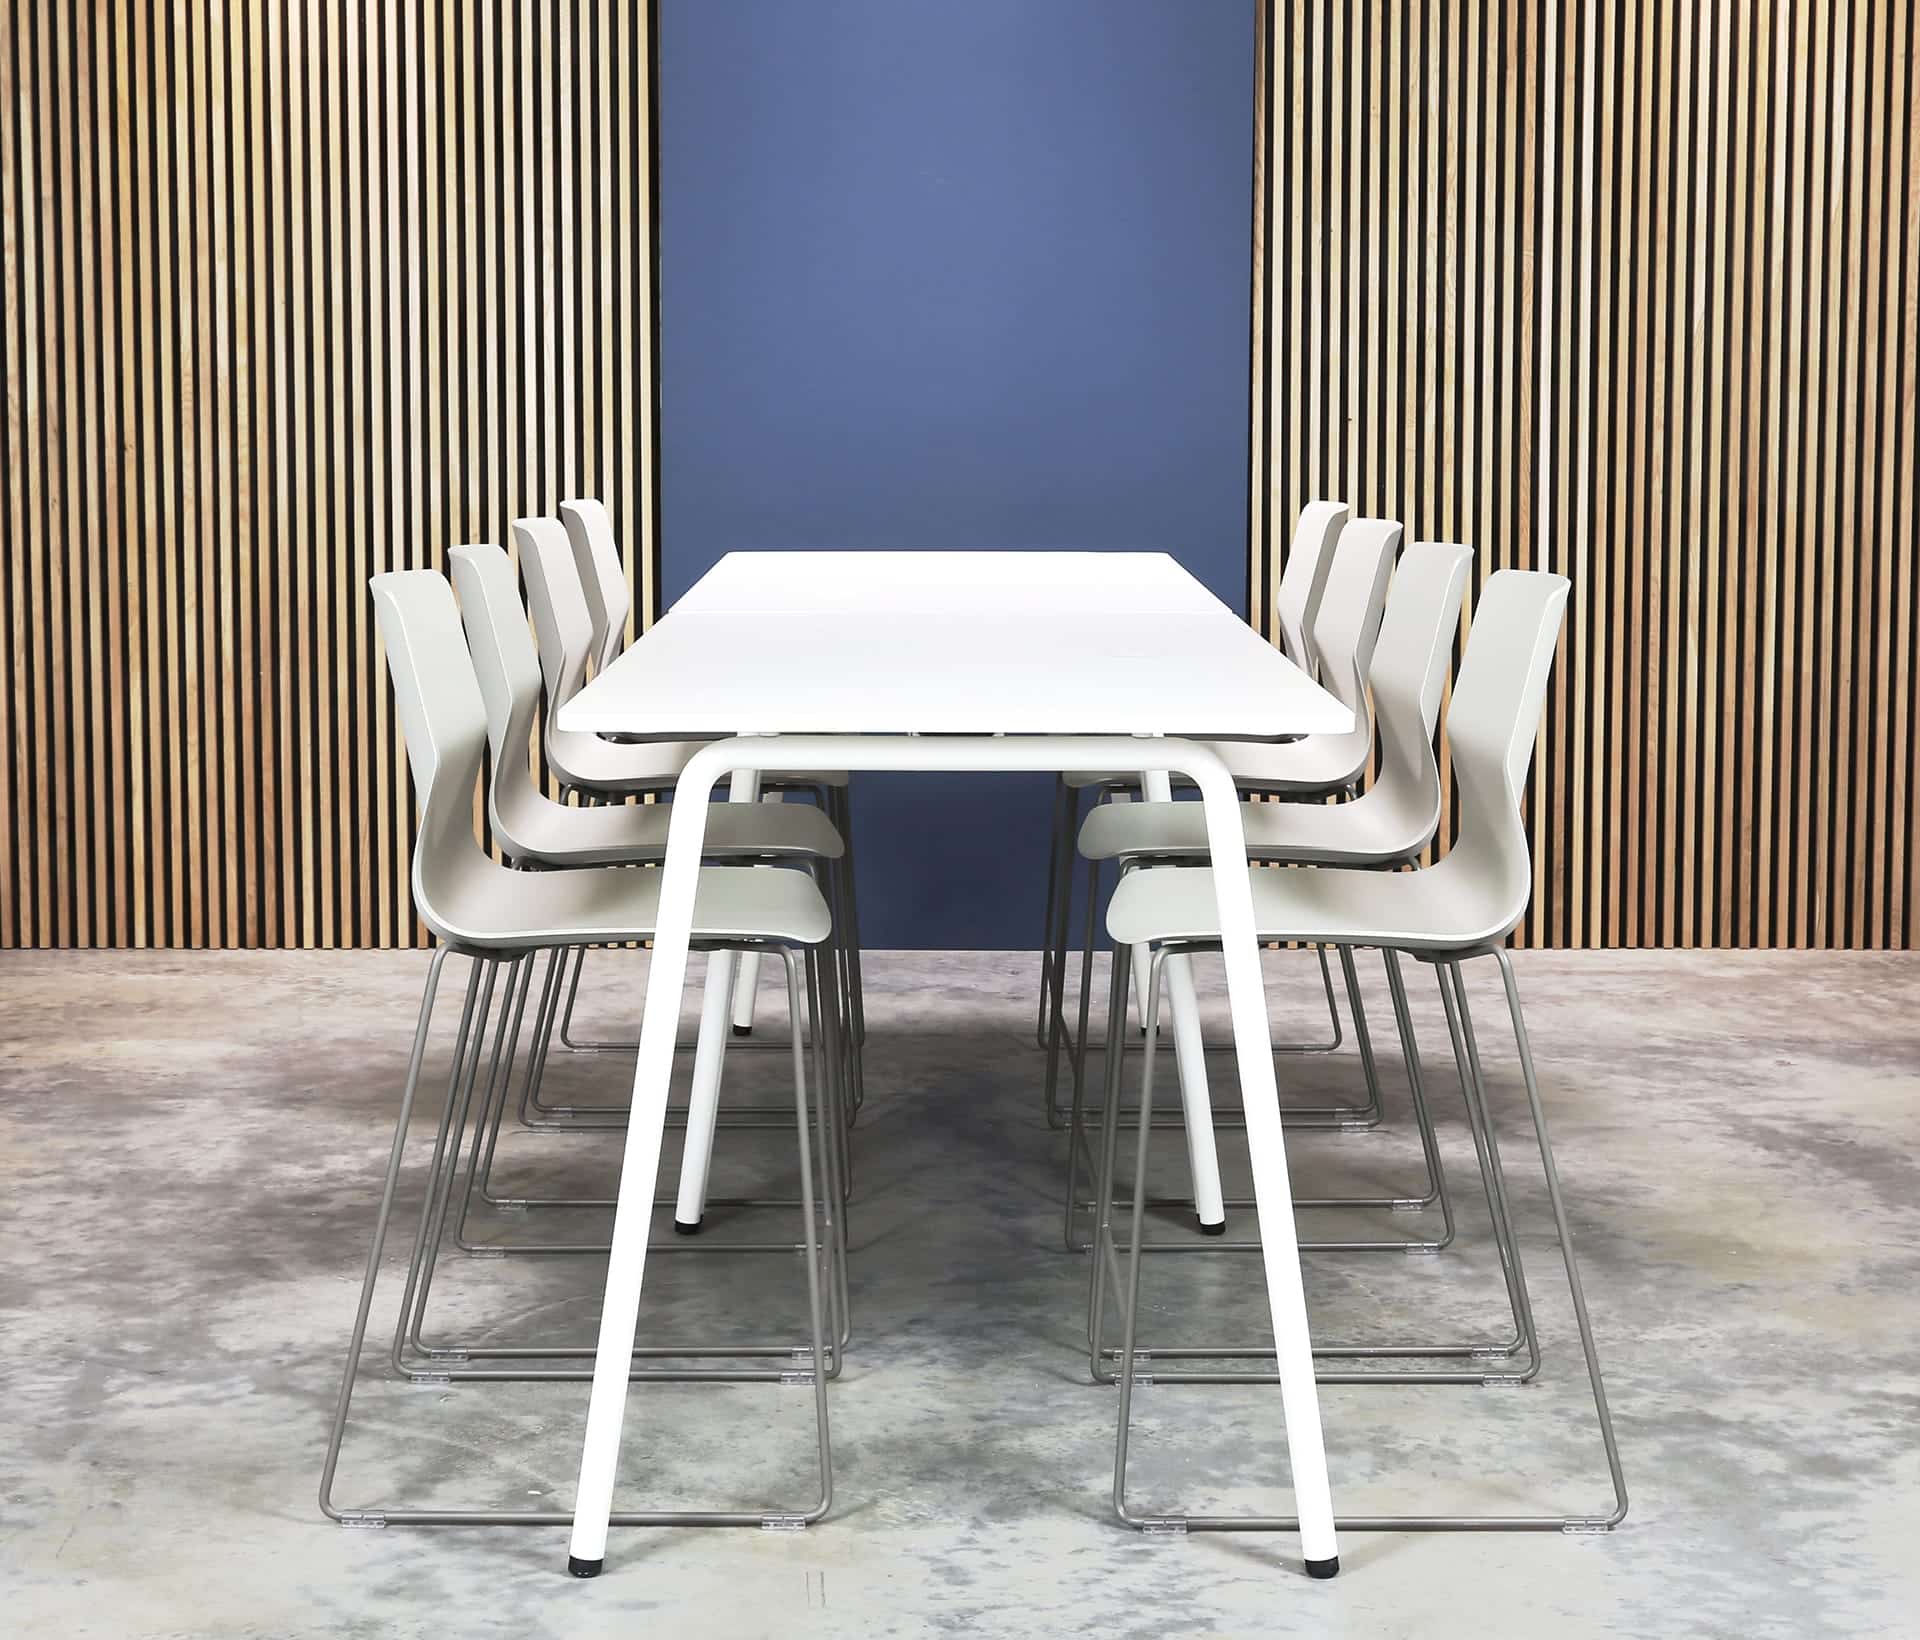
(1363, 541, 1474, 843)
(1272, 500, 1348, 675)
(1439, 568, 1571, 942)
(369, 569, 495, 944)
(513, 516, 594, 716)
(1292, 516, 1400, 782)
(559, 498, 630, 676)
(449, 543, 550, 860)
(512, 517, 599, 766)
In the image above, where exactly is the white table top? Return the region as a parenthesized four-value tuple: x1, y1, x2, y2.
(561, 550, 1351, 740)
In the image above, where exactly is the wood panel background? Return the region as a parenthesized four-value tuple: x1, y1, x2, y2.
(2, 3, 1915, 949)
(0, 1, 659, 949)
(1252, 0, 1919, 948)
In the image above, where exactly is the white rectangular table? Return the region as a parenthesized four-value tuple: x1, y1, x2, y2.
(557, 551, 1351, 1576)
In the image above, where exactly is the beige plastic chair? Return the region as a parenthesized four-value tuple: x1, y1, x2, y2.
(1061, 543, 1475, 1262)
(1037, 507, 1390, 1073)
(559, 498, 630, 677)
(447, 539, 854, 1227)
(1077, 541, 1472, 868)
(515, 513, 859, 1055)
(1090, 568, 1627, 1539)
(1197, 516, 1401, 795)
(513, 517, 703, 794)
(452, 542, 842, 869)
(1274, 499, 1350, 675)
(320, 568, 839, 1537)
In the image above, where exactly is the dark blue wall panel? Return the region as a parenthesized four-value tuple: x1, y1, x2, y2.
(659, 0, 1253, 947)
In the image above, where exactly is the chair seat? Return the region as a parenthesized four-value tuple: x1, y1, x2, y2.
(428, 861, 833, 953)
(1060, 736, 1344, 796)
(505, 796, 844, 869)
(559, 735, 847, 796)
(1077, 795, 1427, 869)
(1105, 859, 1513, 956)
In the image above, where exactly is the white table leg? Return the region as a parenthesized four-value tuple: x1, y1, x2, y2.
(1183, 752, 1339, 1575)
(729, 792, 784, 1032)
(1137, 769, 1225, 1231)
(672, 770, 759, 1232)
(567, 735, 1334, 1578)
(567, 754, 725, 1576)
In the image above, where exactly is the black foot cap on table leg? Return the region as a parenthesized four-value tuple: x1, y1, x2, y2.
(1198, 1218, 1227, 1237)
(568, 1556, 603, 1579)
(673, 1217, 702, 1236)
(732, 1024, 753, 1038)
(1305, 1556, 1340, 1580)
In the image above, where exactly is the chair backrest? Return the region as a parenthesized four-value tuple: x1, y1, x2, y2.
(369, 569, 493, 940)
(559, 498, 630, 676)
(512, 516, 595, 741)
(449, 543, 548, 856)
(1273, 500, 1348, 675)
(1308, 516, 1399, 715)
(1438, 568, 1571, 941)
(1364, 541, 1474, 831)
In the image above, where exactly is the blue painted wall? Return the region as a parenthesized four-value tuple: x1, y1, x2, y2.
(659, 0, 1254, 948)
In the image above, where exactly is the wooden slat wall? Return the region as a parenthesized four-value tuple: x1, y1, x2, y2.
(1251, 0, 1919, 948)
(3, 4, 1913, 952)
(0, 1, 659, 950)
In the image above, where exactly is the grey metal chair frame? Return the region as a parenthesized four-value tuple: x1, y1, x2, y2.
(1083, 569, 1628, 1540)
(1094, 942, 1626, 1537)
(321, 568, 840, 1533)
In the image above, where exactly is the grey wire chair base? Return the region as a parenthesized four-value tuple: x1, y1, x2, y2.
(1093, 941, 1627, 1535)
(464, 943, 859, 1232)
(412, 950, 853, 1381)
(319, 940, 839, 1534)
(1045, 854, 1381, 1137)
(1062, 943, 1455, 1258)
(1079, 944, 1523, 1383)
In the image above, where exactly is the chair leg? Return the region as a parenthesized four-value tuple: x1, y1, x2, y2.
(1110, 951, 1167, 1509)
(806, 946, 853, 1358)
(1083, 942, 1135, 1355)
(1047, 847, 1104, 1131)
(1039, 808, 1085, 1128)
(825, 783, 867, 1056)
(319, 947, 452, 1523)
(386, 961, 497, 1378)
(1437, 963, 1540, 1378)
(322, 946, 836, 1530)
(1035, 775, 1072, 1050)
(1103, 949, 1629, 1536)
(1090, 944, 1533, 1382)
(778, 945, 838, 1510)
(1074, 945, 1453, 1251)
(1487, 951, 1628, 1522)
(1381, 950, 1454, 1235)
(1065, 884, 1122, 1253)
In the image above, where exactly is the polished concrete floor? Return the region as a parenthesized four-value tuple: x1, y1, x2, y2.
(2, 945, 1917, 1638)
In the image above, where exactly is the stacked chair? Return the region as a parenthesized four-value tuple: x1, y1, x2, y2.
(1042, 511, 1404, 1237)
(1067, 538, 1474, 1262)
(1077, 560, 1627, 1535)
(321, 517, 856, 1530)
(529, 506, 866, 1061)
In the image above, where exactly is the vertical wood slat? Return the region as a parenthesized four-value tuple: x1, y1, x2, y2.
(1250, 0, 1920, 949)
(0, 1, 658, 949)
(1, 5, 1912, 952)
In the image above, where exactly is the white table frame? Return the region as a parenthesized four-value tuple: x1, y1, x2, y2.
(563, 731, 1339, 1576)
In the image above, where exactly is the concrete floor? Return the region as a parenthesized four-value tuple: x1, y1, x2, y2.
(2, 946, 1916, 1638)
